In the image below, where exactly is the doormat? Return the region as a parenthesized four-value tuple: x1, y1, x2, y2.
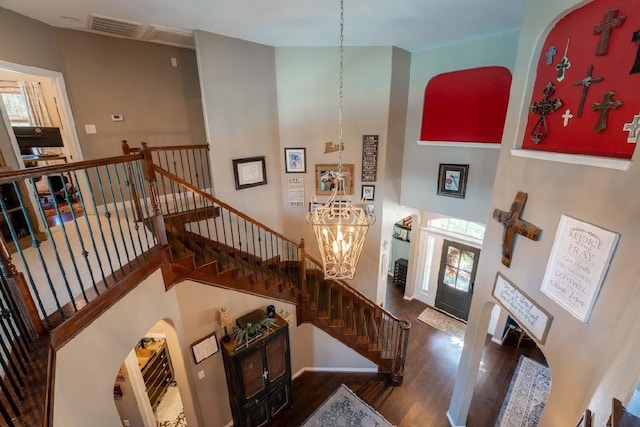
(495, 355, 551, 427)
(301, 384, 393, 427)
(417, 306, 466, 341)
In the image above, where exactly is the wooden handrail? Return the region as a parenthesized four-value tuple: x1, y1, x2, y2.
(124, 143, 209, 153)
(153, 166, 300, 247)
(0, 154, 143, 184)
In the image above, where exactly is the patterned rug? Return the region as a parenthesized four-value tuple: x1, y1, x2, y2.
(301, 384, 393, 427)
(495, 356, 551, 427)
(156, 386, 187, 427)
(417, 306, 466, 341)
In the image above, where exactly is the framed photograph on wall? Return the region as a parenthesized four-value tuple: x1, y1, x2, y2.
(437, 164, 469, 198)
(284, 148, 306, 173)
(191, 332, 219, 364)
(315, 164, 355, 195)
(232, 156, 267, 190)
(361, 185, 375, 201)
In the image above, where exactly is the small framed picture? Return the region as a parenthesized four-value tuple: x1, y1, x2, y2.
(315, 164, 355, 195)
(437, 164, 469, 198)
(309, 201, 323, 213)
(233, 156, 267, 190)
(361, 185, 375, 201)
(364, 203, 375, 215)
(191, 332, 219, 364)
(284, 148, 306, 173)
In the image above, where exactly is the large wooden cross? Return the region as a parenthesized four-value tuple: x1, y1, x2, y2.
(593, 9, 625, 56)
(592, 91, 622, 133)
(492, 192, 542, 268)
(631, 30, 640, 74)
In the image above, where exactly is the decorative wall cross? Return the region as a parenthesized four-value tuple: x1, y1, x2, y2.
(555, 39, 571, 82)
(592, 91, 622, 133)
(573, 65, 603, 118)
(631, 30, 640, 74)
(562, 109, 574, 127)
(529, 82, 563, 144)
(593, 9, 626, 56)
(545, 46, 557, 65)
(492, 191, 542, 268)
(623, 114, 640, 143)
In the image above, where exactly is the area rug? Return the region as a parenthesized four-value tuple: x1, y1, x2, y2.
(156, 386, 187, 427)
(417, 306, 466, 341)
(41, 200, 84, 217)
(495, 356, 551, 427)
(301, 384, 393, 427)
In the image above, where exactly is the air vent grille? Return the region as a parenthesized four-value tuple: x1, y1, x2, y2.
(142, 27, 195, 48)
(88, 15, 143, 38)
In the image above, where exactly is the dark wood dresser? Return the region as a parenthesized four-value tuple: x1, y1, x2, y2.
(221, 312, 291, 427)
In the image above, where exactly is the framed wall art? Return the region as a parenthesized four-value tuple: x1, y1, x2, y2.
(232, 156, 267, 190)
(284, 147, 306, 173)
(361, 185, 375, 201)
(437, 164, 469, 198)
(191, 332, 219, 364)
(315, 164, 355, 195)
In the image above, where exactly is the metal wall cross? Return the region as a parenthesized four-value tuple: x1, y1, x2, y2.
(593, 9, 626, 56)
(529, 82, 563, 144)
(492, 192, 542, 268)
(623, 114, 640, 143)
(573, 65, 603, 118)
(545, 46, 557, 65)
(631, 30, 640, 74)
(592, 91, 622, 133)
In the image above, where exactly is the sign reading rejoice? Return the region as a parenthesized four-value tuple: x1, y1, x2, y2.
(540, 215, 619, 322)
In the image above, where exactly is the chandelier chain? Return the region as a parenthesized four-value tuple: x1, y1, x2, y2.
(338, 0, 344, 174)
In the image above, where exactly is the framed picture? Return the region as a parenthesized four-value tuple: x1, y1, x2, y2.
(315, 164, 355, 195)
(309, 201, 323, 213)
(361, 185, 375, 201)
(437, 164, 469, 198)
(191, 332, 219, 364)
(364, 203, 375, 215)
(233, 156, 267, 190)
(284, 148, 306, 173)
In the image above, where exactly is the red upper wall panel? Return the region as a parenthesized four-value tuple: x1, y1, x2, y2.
(420, 66, 512, 144)
(523, 0, 639, 159)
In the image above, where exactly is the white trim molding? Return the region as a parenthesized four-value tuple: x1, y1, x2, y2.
(417, 141, 501, 149)
(510, 148, 632, 171)
(447, 411, 466, 427)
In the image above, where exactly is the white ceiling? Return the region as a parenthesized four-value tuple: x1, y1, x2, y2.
(2, 0, 525, 52)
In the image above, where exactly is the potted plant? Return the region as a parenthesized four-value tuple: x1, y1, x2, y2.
(233, 317, 277, 346)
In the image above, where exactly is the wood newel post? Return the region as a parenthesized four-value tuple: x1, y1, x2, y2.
(121, 139, 131, 155)
(0, 235, 44, 337)
(299, 239, 308, 299)
(122, 140, 144, 222)
(140, 142, 168, 246)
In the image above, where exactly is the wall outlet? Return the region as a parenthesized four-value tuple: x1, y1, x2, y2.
(111, 114, 124, 122)
(198, 370, 205, 379)
(84, 124, 97, 134)
(122, 420, 130, 427)
(171, 57, 178, 67)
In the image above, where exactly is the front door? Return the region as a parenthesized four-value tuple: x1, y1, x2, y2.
(435, 239, 480, 321)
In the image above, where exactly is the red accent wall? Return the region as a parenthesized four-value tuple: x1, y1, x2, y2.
(420, 66, 512, 143)
(523, 0, 639, 159)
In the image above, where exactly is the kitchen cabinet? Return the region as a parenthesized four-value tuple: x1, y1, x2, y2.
(221, 312, 291, 427)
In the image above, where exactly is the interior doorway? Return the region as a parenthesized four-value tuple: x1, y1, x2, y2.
(434, 239, 480, 321)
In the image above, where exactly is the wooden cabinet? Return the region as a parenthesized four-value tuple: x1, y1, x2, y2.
(221, 312, 291, 427)
(139, 340, 174, 411)
(393, 258, 408, 289)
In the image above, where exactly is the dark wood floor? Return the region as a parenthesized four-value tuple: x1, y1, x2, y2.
(271, 282, 546, 427)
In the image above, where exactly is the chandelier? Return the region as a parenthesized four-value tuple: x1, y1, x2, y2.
(306, 0, 375, 280)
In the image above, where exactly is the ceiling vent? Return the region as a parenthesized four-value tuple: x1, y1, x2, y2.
(88, 14, 144, 38)
(141, 26, 195, 49)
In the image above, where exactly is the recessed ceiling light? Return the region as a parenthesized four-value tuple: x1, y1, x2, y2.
(60, 16, 80, 22)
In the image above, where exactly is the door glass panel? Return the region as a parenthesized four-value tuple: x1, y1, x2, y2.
(456, 270, 471, 291)
(446, 247, 460, 268)
(444, 267, 457, 287)
(459, 251, 475, 273)
(240, 350, 265, 398)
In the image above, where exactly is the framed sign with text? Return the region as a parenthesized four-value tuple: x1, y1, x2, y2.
(361, 135, 378, 182)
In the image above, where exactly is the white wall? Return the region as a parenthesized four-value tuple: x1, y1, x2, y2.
(448, 0, 640, 425)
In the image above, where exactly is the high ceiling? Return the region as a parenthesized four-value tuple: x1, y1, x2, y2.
(2, 0, 525, 52)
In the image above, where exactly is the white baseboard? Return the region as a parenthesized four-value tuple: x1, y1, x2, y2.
(447, 410, 466, 427)
(292, 366, 379, 380)
(491, 335, 504, 345)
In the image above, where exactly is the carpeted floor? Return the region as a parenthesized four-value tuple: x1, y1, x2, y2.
(417, 306, 466, 341)
(301, 384, 393, 427)
(495, 355, 551, 427)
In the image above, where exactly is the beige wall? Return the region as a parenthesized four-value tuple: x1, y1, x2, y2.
(195, 31, 284, 231)
(449, 0, 640, 425)
(57, 30, 206, 160)
(275, 46, 409, 302)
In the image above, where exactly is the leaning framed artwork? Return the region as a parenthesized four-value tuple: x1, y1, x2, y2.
(315, 164, 355, 195)
(437, 164, 469, 198)
(232, 156, 267, 190)
(284, 147, 306, 173)
(361, 185, 375, 201)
